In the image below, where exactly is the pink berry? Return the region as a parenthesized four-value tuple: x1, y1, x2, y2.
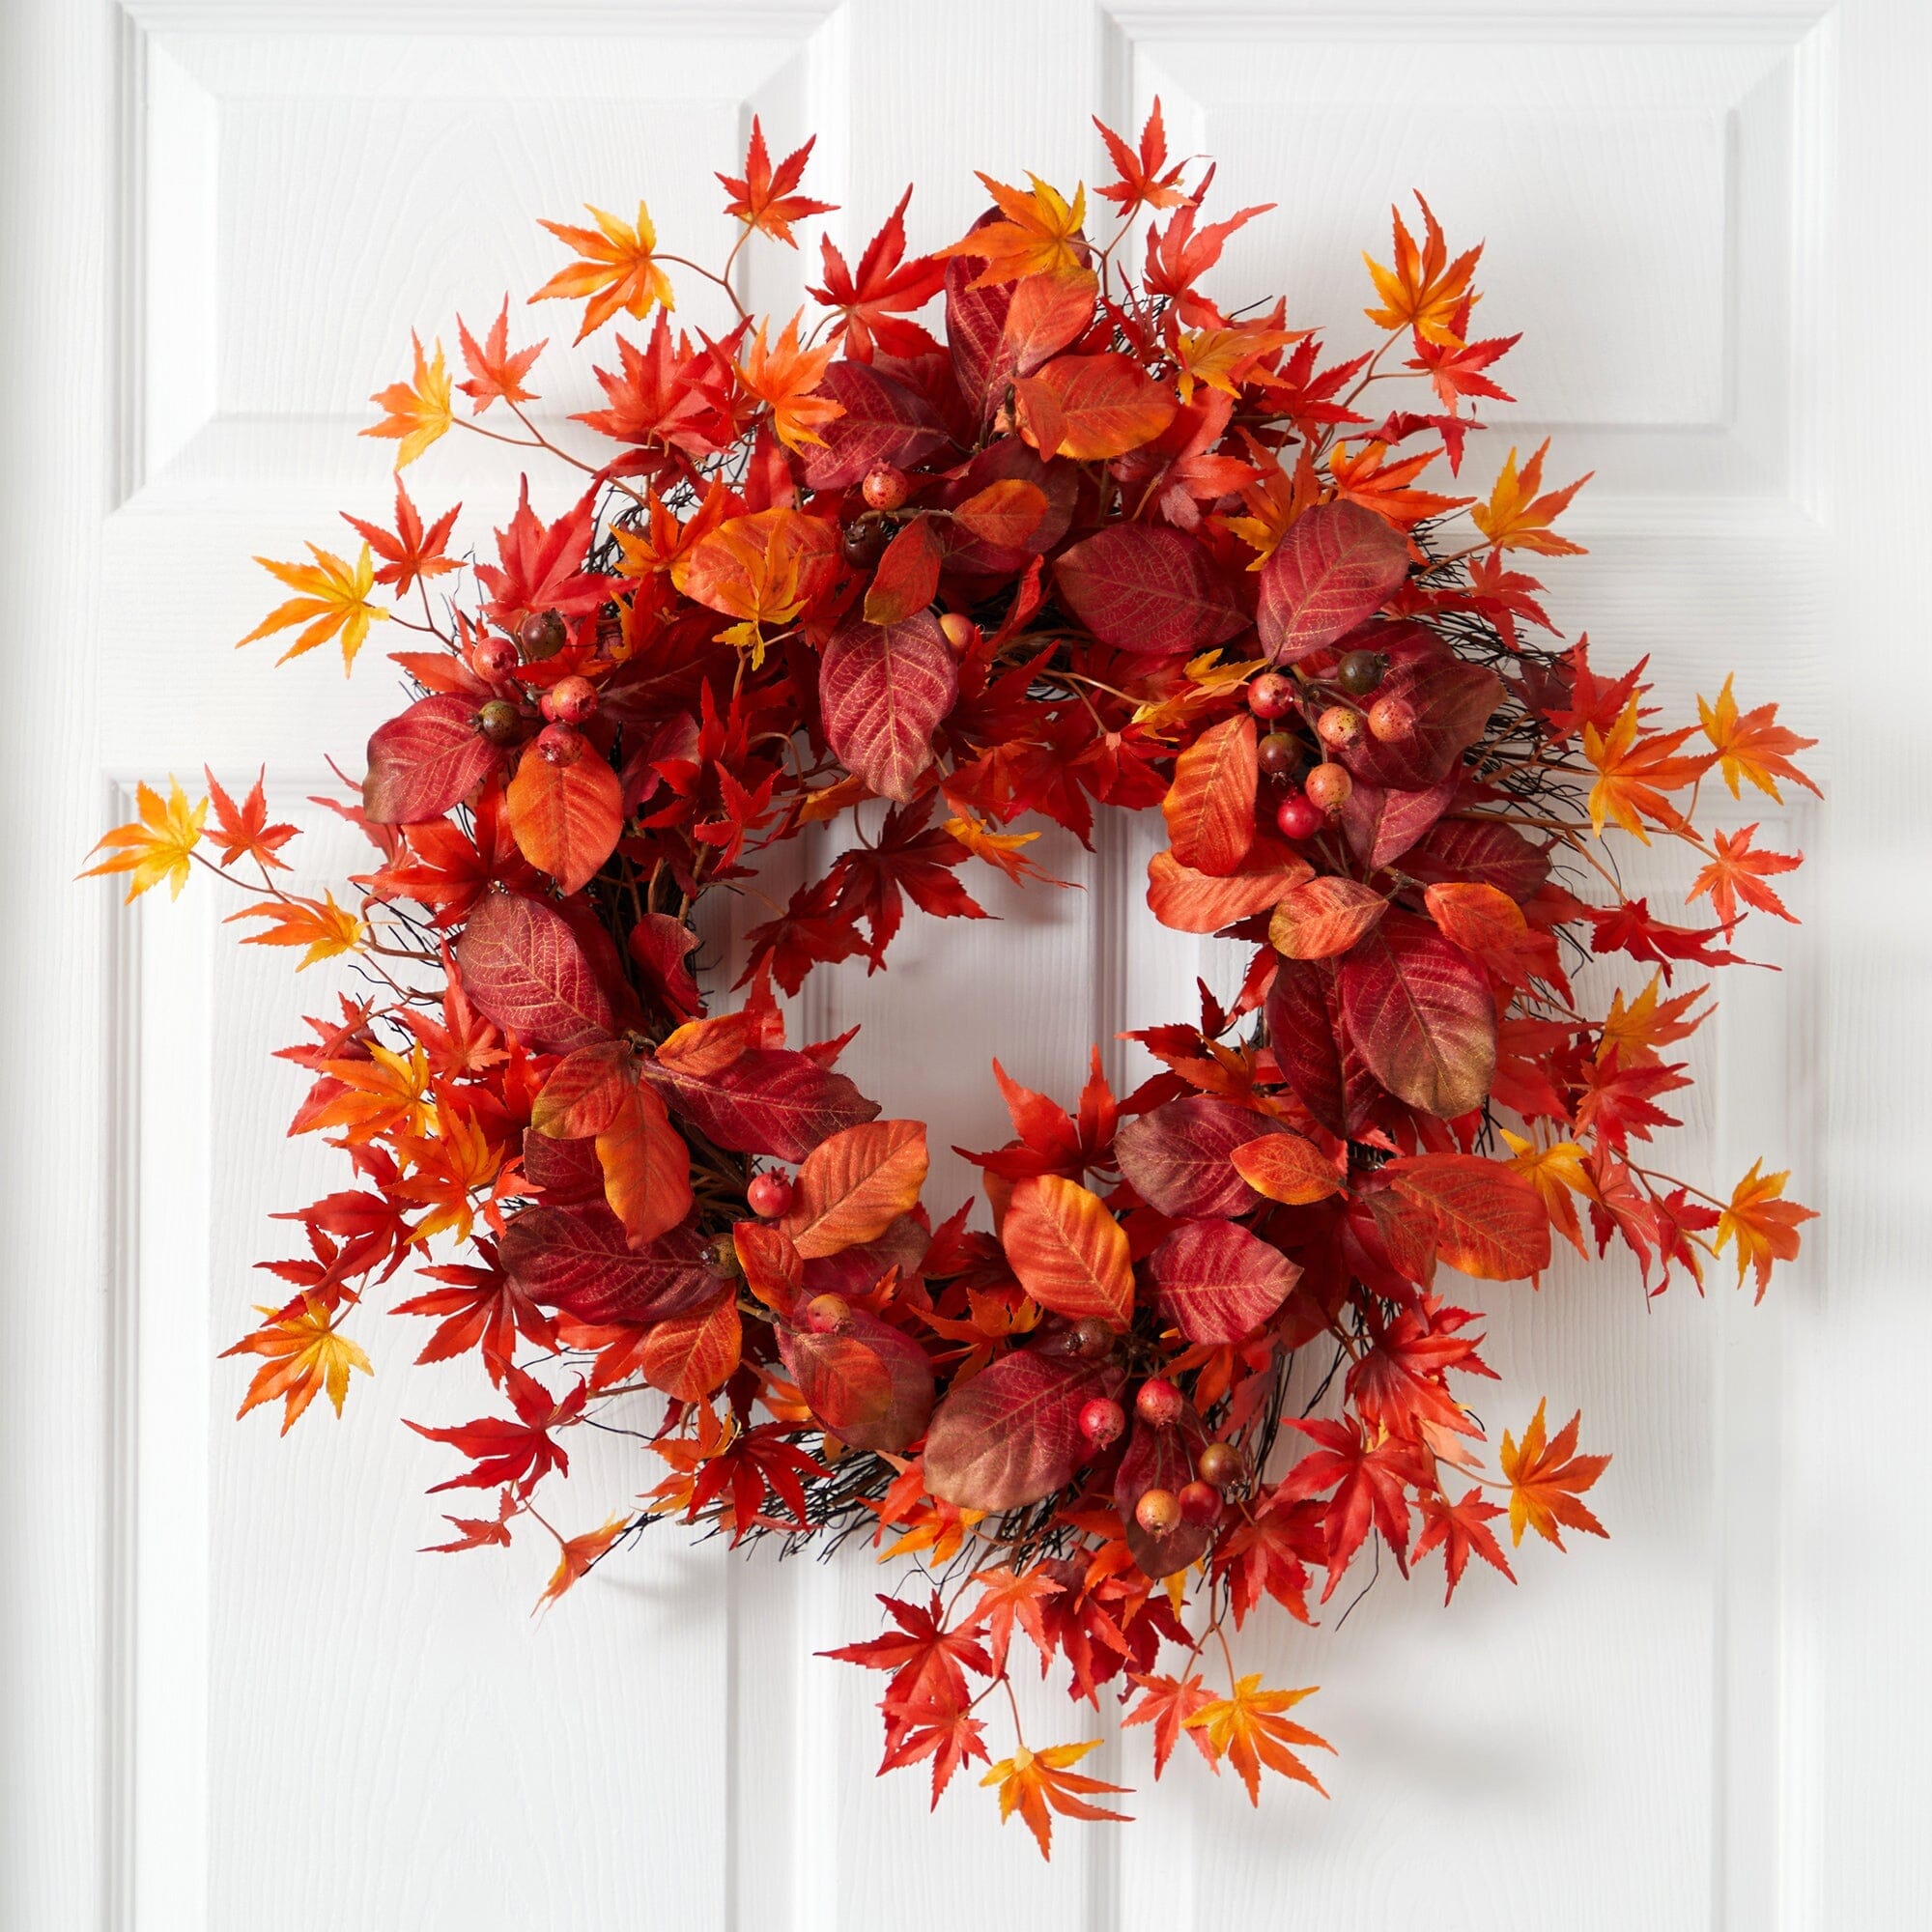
(534, 723, 585, 767)
(746, 1172, 793, 1219)
(1369, 695, 1417, 743)
(1275, 794, 1324, 840)
(862, 465, 908, 511)
(1304, 761, 1352, 812)
(1079, 1397, 1125, 1448)
(1316, 704, 1363, 750)
(1135, 1488, 1180, 1535)
(542, 675, 598, 725)
(1135, 1377, 1183, 1428)
(1179, 1480, 1223, 1527)
(803, 1293, 850, 1334)
(475, 634, 520, 680)
(1247, 671, 1295, 720)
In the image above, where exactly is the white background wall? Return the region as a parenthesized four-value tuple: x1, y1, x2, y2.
(2, 2, 1925, 1927)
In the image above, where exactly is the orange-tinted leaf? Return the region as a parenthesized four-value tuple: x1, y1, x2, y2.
(1147, 841, 1313, 934)
(952, 478, 1050, 549)
(533, 202, 673, 341)
(594, 1082, 694, 1246)
(1256, 499, 1408, 665)
(1184, 1676, 1330, 1804)
(638, 1291, 741, 1402)
(864, 517, 944, 626)
(505, 747, 624, 895)
(1500, 1400, 1609, 1548)
(1697, 674, 1820, 803)
(1714, 1158, 1816, 1300)
(781, 1121, 929, 1259)
(81, 778, 206, 902)
(1001, 1174, 1133, 1329)
(980, 1740, 1130, 1859)
(1385, 1152, 1550, 1281)
(1230, 1131, 1343, 1206)
(1015, 350, 1176, 460)
(1268, 875, 1386, 960)
(1163, 714, 1257, 876)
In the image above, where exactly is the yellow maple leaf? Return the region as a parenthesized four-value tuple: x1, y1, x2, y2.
(1714, 1158, 1816, 1301)
(1500, 1399, 1609, 1548)
(531, 201, 674, 341)
(1499, 1129, 1594, 1259)
(223, 1295, 373, 1434)
(735, 311, 842, 452)
(1582, 696, 1712, 841)
(934, 172, 1088, 289)
(1185, 1675, 1331, 1804)
(1598, 974, 1712, 1067)
(238, 540, 388, 671)
(80, 777, 206, 901)
(1696, 674, 1821, 803)
(361, 332, 453, 469)
(1470, 440, 1591, 554)
(1363, 193, 1481, 346)
(980, 1740, 1129, 1858)
(228, 889, 364, 970)
(1172, 322, 1302, 402)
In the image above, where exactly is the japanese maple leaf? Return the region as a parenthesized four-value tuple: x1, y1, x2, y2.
(393, 1249, 556, 1385)
(735, 310, 842, 451)
(1689, 823, 1803, 928)
(1093, 99, 1188, 213)
(1211, 1492, 1319, 1629)
(1142, 197, 1272, 327)
(685, 1423, 826, 1538)
(1254, 338, 1371, 435)
(831, 796, 989, 963)
(1697, 674, 1821, 802)
(1715, 1158, 1816, 1299)
(223, 1294, 372, 1433)
(1346, 1301, 1493, 1441)
(1280, 1415, 1427, 1594)
(808, 186, 946, 360)
(1499, 1399, 1609, 1548)
(1471, 439, 1592, 555)
(823, 1592, 993, 1727)
(1574, 1049, 1690, 1151)
(1586, 898, 1742, 979)
(943, 812, 1055, 888)
(407, 1362, 585, 1494)
(1534, 638, 1648, 741)
(1499, 1130, 1593, 1257)
(934, 173, 1089, 289)
(81, 776, 206, 900)
(532, 201, 674, 341)
(1407, 304, 1520, 411)
(238, 540, 388, 669)
(1171, 317, 1302, 406)
(879, 1689, 990, 1805)
(362, 331, 453, 468)
(574, 313, 722, 454)
(1456, 551, 1556, 648)
(341, 477, 461, 596)
(227, 890, 363, 970)
(739, 871, 867, 995)
(271, 1184, 410, 1284)
(716, 117, 835, 245)
(1583, 697, 1713, 840)
(455, 298, 545, 412)
(1326, 438, 1472, 527)
(1364, 194, 1481, 346)
(1185, 1676, 1331, 1804)
(534, 1516, 631, 1610)
(980, 1741, 1129, 1859)
(1123, 1670, 1219, 1776)
(1596, 974, 1711, 1069)
(1414, 1487, 1516, 1602)
(969, 1565, 1065, 1676)
(424, 1485, 517, 1554)
(472, 479, 607, 632)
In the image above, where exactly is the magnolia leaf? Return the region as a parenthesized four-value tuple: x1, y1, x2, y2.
(1163, 714, 1258, 877)
(1268, 875, 1387, 960)
(636, 1292, 740, 1402)
(781, 1120, 929, 1259)
(1053, 525, 1246, 657)
(531, 1038, 636, 1138)
(499, 1205, 714, 1323)
(1406, 818, 1551, 902)
(1342, 654, 1503, 789)
(1386, 1153, 1551, 1281)
(1264, 957, 1378, 1140)
(799, 358, 950, 490)
(819, 611, 958, 803)
(1147, 1218, 1301, 1345)
(1341, 778, 1458, 870)
(1147, 841, 1313, 934)
(999, 269, 1097, 377)
(648, 1046, 878, 1162)
(455, 891, 613, 1053)
(923, 1350, 1123, 1513)
(781, 1307, 933, 1453)
(363, 693, 501, 824)
(864, 518, 944, 626)
(1256, 500, 1408, 664)
(1015, 350, 1176, 459)
(505, 746, 625, 895)
(594, 1081, 694, 1247)
(1115, 1096, 1282, 1219)
(952, 477, 1049, 550)
(1231, 1131, 1344, 1207)
(1338, 911, 1496, 1120)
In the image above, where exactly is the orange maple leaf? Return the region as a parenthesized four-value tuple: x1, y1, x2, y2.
(228, 890, 364, 970)
(1471, 439, 1591, 554)
(1122, 1670, 1220, 1776)
(1326, 439, 1472, 528)
(1500, 1400, 1609, 1548)
(1689, 823, 1803, 928)
(534, 1516, 631, 1611)
(934, 173, 1088, 289)
(1499, 1129, 1594, 1259)
(734, 310, 842, 452)
(716, 116, 836, 245)
(1583, 696, 1714, 841)
(456, 298, 546, 412)
(1184, 1676, 1332, 1804)
(1697, 674, 1821, 802)
(969, 1564, 1064, 1675)
(1093, 99, 1188, 214)
(80, 777, 206, 901)
(532, 201, 674, 342)
(203, 767, 297, 872)
(1598, 973, 1713, 1067)
(237, 539, 388, 671)
(223, 1295, 373, 1434)
(980, 1740, 1129, 1858)
(1363, 194, 1481, 346)
(361, 332, 453, 469)
(1715, 1158, 1816, 1300)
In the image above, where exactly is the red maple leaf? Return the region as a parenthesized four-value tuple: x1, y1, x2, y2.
(472, 479, 608, 634)
(341, 477, 461, 596)
(455, 298, 546, 413)
(407, 1362, 585, 1493)
(717, 117, 836, 245)
(1413, 1487, 1516, 1602)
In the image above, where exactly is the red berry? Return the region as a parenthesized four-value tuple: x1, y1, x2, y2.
(1316, 704, 1363, 750)
(1247, 670, 1295, 720)
(746, 1172, 793, 1219)
(1079, 1397, 1125, 1448)
(1336, 648, 1387, 696)
(542, 674, 598, 725)
(1368, 694, 1417, 743)
(803, 1293, 850, 1334)
(1304, 761, 1352, 812)
(1258, 731, 1301, 781)
(1275, 794, 1324, 840)
(476, 698, 523, 746)
(1196, 1441, 1244, 1489)
(475, 634, 520, 680)
(517, 610, 567, 661)
(862, 465, 908, 511)
(535, 722, 585, 767)
(1135, 1377, 1183, 1428)
(939, 612, 978, 654)
(1135, 1488, 1181, 1535)
(1179, 1480, 1222, 1527)
(1069, 1316, 1115, 1359)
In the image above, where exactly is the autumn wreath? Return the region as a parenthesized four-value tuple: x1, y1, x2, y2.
(89, 111, 1818, 1852)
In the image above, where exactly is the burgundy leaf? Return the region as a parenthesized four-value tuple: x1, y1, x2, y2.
(1337, 910, 1496, 1120)
(454, 891, 613, 1053)
(363, 694, 501, 825)
(1341, 655, 1504, 789)
(648, 1046, 879, 1161)
(1257, 500, 1409, 664)
(1116, 1422, 1213, 1578)
(1264, 956, 1378, 1139)
(819, 610, 958, 802)
(800, 359, 952, 490)
(1148, 1218, 1302, 1345)
(1114, 1096, 1283, 1219)
(499, 1205, 714, 1323)
(1053, 525, 1246, 658)
(1405, 818, 1551, 902)
(780, 1307, 934, 1453)
(923, 1350, 1123, 1513)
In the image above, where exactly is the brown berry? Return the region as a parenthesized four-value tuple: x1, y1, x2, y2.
(862, 465, 908, 511)
(1304, 761, 1352, 812)
(706, 1233, 743, 1279)
(1258, 731, 1302, 781)
(1079, 1396, 1125, 1447)
(517, 610, 567, 661)
(476, 699, 522, 745)
(1179, 1480, 1222, 1527)
(1336, 648, 1387, 696)
(1135, 1377, 1182, 1428)
(1135, 1488, 1181, 1535)
(746, 1172, 793, 1219)
(1368, 694, 1417, 743)
(1196, 1441, 1244, 1489)
(1247, 670, 1295, 720)
(1069, 1316, 1115, 1359)
(535, 722, 585, 767)
(1316, 704, 1363, 750)
(840, 520, 888, 568)
(542, 675, 598, 725)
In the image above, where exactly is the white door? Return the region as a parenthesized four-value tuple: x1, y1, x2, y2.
(5, 1, 1924, 1926)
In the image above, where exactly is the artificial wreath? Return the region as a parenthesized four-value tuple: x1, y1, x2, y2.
(89, 109, 1818, 1853)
